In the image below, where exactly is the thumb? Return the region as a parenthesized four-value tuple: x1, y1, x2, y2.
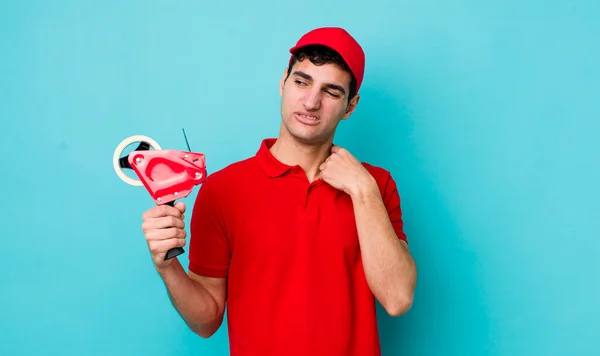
(175, 201, 186, 214)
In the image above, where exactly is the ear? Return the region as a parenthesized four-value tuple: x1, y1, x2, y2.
(342, 94, 360, 120)
(279, 67, 289, 96)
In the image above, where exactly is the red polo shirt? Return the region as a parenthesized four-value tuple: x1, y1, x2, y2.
(188, 138, 407, 356)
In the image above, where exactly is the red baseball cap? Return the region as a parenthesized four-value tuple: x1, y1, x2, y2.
(289, 27, 365, 94)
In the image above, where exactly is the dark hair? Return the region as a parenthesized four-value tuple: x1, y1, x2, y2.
(286, 45, 357, 100)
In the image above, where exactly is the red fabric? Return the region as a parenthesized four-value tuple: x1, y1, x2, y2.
(188, 138, 407, 356)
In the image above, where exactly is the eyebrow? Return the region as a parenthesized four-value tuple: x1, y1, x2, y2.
(292, 71, 347, 96)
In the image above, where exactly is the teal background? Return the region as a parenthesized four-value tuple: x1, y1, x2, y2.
(1, 0, 598, 355)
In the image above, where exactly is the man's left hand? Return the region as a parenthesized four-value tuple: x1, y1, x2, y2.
(319, 145, 378, 197)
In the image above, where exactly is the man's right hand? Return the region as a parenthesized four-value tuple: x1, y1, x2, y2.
(141, 202, 187, 270)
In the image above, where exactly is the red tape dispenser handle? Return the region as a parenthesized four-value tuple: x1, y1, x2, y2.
(113, 133, 207, 260)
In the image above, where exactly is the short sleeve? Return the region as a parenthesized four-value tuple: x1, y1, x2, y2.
(381, 172, 408, 243)
(188, 175, 231, 278)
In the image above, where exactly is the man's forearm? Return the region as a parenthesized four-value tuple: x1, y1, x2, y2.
(350, 181, 417, 316)
(156, 260, 222, 337)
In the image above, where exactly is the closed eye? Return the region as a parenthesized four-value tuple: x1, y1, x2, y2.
(324, 84, 346, 99)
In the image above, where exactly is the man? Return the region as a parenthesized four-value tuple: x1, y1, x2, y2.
(141, 27, 417, 355)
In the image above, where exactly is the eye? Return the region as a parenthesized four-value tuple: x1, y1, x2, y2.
(295, 80, 307, 86)
(327, 91, 341, 98)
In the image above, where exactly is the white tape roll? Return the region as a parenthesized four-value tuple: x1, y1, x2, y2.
(113, 135, 161, 186)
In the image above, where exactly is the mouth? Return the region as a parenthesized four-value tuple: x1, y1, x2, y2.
(294, 112, 320, 126)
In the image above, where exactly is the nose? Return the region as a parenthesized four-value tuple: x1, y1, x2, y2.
(302, 87, 322, 111)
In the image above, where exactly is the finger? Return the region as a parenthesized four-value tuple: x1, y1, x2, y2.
(145, 227, 187, 241)
(174, 201, 186, 214)
(142, 215, 185, 231)
(324, 152, 337, 164)
(149, 238, 187, 256)
(331, 145, 340, 153)
(143, 204, 184, 220)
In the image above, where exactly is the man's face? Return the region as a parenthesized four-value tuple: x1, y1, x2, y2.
(279, 58, 359, 145)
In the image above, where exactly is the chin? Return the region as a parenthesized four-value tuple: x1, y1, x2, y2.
(282, 117, 332, 144)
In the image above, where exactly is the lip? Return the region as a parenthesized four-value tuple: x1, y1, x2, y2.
(294, 112, 320, 126)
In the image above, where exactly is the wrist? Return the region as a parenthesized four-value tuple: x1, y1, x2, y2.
(155, 259, 180, 278)
(349, 176, 380, 201)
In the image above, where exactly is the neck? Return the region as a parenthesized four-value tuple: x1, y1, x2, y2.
(269, 133, 333, 182)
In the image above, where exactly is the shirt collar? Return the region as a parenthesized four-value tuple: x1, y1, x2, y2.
(255, 138, 294, 177)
